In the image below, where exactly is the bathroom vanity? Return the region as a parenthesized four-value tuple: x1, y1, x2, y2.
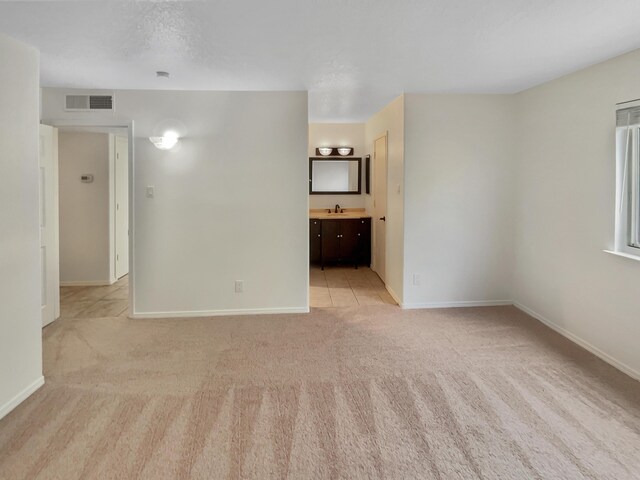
(309, 209, 371, 269)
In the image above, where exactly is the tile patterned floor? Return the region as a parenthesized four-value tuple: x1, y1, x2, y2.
(310, 266, 397, 307)
(60, 269, 390, 316)
(59, 275, 129, 319)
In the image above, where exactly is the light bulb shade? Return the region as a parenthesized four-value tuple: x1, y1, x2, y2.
(337, 147, 352, 156)
(149, 132, 179, 150)
(318, 147, 332, 156)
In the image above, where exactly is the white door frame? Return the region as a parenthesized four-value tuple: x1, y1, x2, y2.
(39, 124, 60, 326)
(47, 119, 136, 317)
(114, 135, 129, 280)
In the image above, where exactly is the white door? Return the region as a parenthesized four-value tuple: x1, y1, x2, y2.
(114, 136, 129, 279)
(39, 125, 60, 327)
(373, 134, 387, 282)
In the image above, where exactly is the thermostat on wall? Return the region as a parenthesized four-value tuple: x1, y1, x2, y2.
(80, 174, 94, 183)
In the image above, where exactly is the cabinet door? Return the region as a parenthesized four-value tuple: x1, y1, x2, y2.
(321, 220, 341, 261)
(339, 219, 359, 261)
(310, 220, 322, 263)
(357, 218, 372, 265)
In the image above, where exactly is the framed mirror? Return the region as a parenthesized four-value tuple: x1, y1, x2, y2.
(309, 157, 362, 195)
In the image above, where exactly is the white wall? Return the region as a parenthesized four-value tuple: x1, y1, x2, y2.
(308, 123, 366, 209)
(0, 34, 43, 419)
(42, 89, 309, 316)
(514, 49, 640, 377)
(58, 131, 111, 285)
(365, 96, 405, 301)
(403, 94, 516, 307)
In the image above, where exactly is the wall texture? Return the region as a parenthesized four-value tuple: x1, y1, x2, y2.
(58, 131, 111, 285)
(308, 123, 366, 209)
(514, 49, 640, 378)
(0, 34, 43, 419)
(43, 89, 309, 316)
(403, 94, 516, 307)
(365, 96, 405, 302)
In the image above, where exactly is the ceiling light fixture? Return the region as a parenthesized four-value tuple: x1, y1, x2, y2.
(156, 71, 170, 78)
(149, 131, 179, 150)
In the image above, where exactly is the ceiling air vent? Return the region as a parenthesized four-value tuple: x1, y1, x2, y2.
(65, 94, 114, 112)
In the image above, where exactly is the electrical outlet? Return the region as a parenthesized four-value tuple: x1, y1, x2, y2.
(413, 273, 421, 286)
(235, 280, 243, 293)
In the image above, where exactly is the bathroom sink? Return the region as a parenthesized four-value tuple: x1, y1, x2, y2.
(309, 209, 370, 220)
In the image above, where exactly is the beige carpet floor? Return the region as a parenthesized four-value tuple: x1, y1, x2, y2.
(0, 304, 639, 479)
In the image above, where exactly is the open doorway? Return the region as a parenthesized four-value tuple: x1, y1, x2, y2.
(307, 123, 395, 308)
(40, 124, 132, 324)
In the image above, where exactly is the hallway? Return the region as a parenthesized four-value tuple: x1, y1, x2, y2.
(59, 276, 128, 319)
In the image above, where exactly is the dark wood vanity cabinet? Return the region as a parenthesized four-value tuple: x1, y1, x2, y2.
(310, 218, 371, 268)
(310, 219, 322, 263)
(356, 218, 371, 265)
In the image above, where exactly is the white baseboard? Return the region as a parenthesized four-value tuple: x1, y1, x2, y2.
(60, 280, 114, 287)
(402, 299, 513, 309)
(0, 376, 45, 421)
(131, 306, 309, 319)
(514, 302, 640, 381)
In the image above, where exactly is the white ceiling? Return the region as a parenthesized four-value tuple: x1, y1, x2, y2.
(2, 0, 640, 122)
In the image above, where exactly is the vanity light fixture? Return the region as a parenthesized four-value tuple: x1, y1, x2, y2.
(315, 146, 354, 156)
(149, 131, 179, 150)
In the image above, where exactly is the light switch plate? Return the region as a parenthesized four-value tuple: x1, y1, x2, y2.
(145, 186, 155, 198)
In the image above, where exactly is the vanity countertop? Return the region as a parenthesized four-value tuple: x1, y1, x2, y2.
(309, 208, 371, 220)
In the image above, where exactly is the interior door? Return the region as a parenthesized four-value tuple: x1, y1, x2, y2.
(114, 135, 129, 279)
(39, 124, 60, 327)
(373, 134, 387, 281)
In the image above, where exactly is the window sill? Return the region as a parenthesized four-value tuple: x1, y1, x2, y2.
(603, 250, 640, 262)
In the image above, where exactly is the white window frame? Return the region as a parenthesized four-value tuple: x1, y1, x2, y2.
(615, 102, 640, 258)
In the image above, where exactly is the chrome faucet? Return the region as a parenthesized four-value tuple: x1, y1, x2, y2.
(335, 204, 340, 213)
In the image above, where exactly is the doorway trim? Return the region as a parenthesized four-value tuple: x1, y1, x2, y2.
(46, 119, 136, 317)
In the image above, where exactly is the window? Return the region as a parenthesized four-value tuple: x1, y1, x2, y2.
(615, 102, 640, 255)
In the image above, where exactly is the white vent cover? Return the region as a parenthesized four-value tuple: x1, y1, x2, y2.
(65, 94, 114, 111)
